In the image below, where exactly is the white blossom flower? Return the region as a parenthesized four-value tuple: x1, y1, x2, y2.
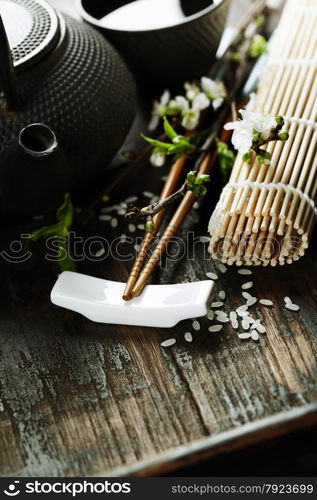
(149, 90, 171, 130)
(184, 81, 200, 101)
(224, 109, 277, 154)
(201, 77, 227, 110)
(150, 147, 166, 167)
(175, 93, 210, 130)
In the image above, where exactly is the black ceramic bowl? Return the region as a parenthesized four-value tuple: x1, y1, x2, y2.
(76, 0, 231, 88)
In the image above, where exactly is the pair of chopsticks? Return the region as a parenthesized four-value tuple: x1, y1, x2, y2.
(123, 150, 214, 300)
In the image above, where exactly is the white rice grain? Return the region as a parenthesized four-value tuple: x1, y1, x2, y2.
(184, 332, 193, 343)
(218, 290, 226, 300)
(238, 269, 252, 275)
(94, 248, 106, 257)
(284, 296, 292, 304)
(99, 214, 112, 221)
(143, 191, 154, 198)
(242, 292, 253, 301)
(207, 310, 215, 321)
(192, 320, 201, 331)
(242, 281, 253, 290)
(206, 272, 218, 281)
(211, 301, 224, 308)
(199, 236, 211, 243)
(251, 330, 260, 341)
(230, 312, 239, 329)
(128, 223, 136, 233)
(236, 305, 248, 313)
(239, 333, 251, 339)
(209, 325, 223, 332)
(260, 299, 273, 306)
(161, 338, 176, 347)
(111, 217, 118, 228)
(247, 297, 257, 307)
(125, 196, 138, 203)
(219, 263, 227, 274)
(242, 318, 250, 330)
(285, 303, 300, 312)
(253, 322, 266, 333)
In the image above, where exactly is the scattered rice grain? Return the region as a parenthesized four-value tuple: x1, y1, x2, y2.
(242, 292, 253, 301)
(230, 311, 239, 329)
(137, 224, 145, 230)
(99, 214, 112, 221)
(111, 217, 118, 228)
(242, 281, 253, 290)
(199, 236, 211, 243)
(192, 320, 201, 331)
(125, 196, 138, 203)
(238, 269, 252, 275)
(216, 315, 230, 324)
(207, 310, 215, 321)
(251, 330, 259, 341)
(242, 318, 250, 330)
(259, 299, 273, 306)
(285, 303, 300, 312)
(143, 191, 154, 198)
(218, 290, 226, 300)
(209, 325, 223, 332)
(206, 272, 218, 280)
(128, 223, 136, 233)
(161, 338, 176, 347)
(284, 296, 292, 304)
(184, 332, 193, 343)
(247, 297, 257, 307)
(95, 248, 106, 257)
(219, 263, 227, 274)
(254, 322, 266, 333)
(236, 305, 248, 313)
(239, 333, 251, 339)
(211, 301, 224, 308)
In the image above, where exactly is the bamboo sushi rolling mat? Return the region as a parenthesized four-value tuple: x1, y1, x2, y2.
(209, 0, 317, 266)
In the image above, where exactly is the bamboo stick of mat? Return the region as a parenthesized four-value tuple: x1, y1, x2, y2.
(209, 0, 317, 266)
(131, 152, 214, 297)
(122, 155, 187, 300)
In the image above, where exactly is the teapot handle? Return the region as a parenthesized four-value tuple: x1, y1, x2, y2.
(0, 14, 17, 110)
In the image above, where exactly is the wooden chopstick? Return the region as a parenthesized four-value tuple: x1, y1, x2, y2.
(122, 155, 187, 300)
(131, 151, 215, 298)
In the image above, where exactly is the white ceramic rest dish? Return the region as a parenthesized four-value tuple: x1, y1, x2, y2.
(51, 271, 216, 328)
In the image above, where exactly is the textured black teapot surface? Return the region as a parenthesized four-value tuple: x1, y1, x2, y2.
(0, 0, 136, 220)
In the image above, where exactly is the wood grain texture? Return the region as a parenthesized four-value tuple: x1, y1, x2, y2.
(0, 0, 316, 479)
(0, 156, 316, 477)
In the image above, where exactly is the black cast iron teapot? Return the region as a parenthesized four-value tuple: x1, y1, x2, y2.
(0, 0, 136, 219)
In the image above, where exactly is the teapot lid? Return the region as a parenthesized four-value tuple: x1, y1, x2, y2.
(0, 0, 60, 72)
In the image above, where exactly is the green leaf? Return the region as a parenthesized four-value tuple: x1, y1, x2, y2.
(145, 220, 154, 233)
(275, 115, 285, 126)
(57, 193, 73, 229)
(197, 174, 210, 184)
(242, 151, 252, 164)
(278, 131, 289, 142)
(249, 34, 267, 59)
(217, 141, 236, 180)
(28, 223, 63, 242)
(141, 134, 171, 150)
(57, 239, 77, 272)
(163, 116, 178, 141)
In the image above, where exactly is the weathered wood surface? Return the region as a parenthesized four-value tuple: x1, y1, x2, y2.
(1, 0, 317, 479)
(0, 142, 316, 476)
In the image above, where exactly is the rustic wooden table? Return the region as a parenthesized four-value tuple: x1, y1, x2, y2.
(0, 0, 316, 478)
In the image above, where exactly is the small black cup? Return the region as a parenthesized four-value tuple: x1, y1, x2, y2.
(76, 0, 231, 89)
